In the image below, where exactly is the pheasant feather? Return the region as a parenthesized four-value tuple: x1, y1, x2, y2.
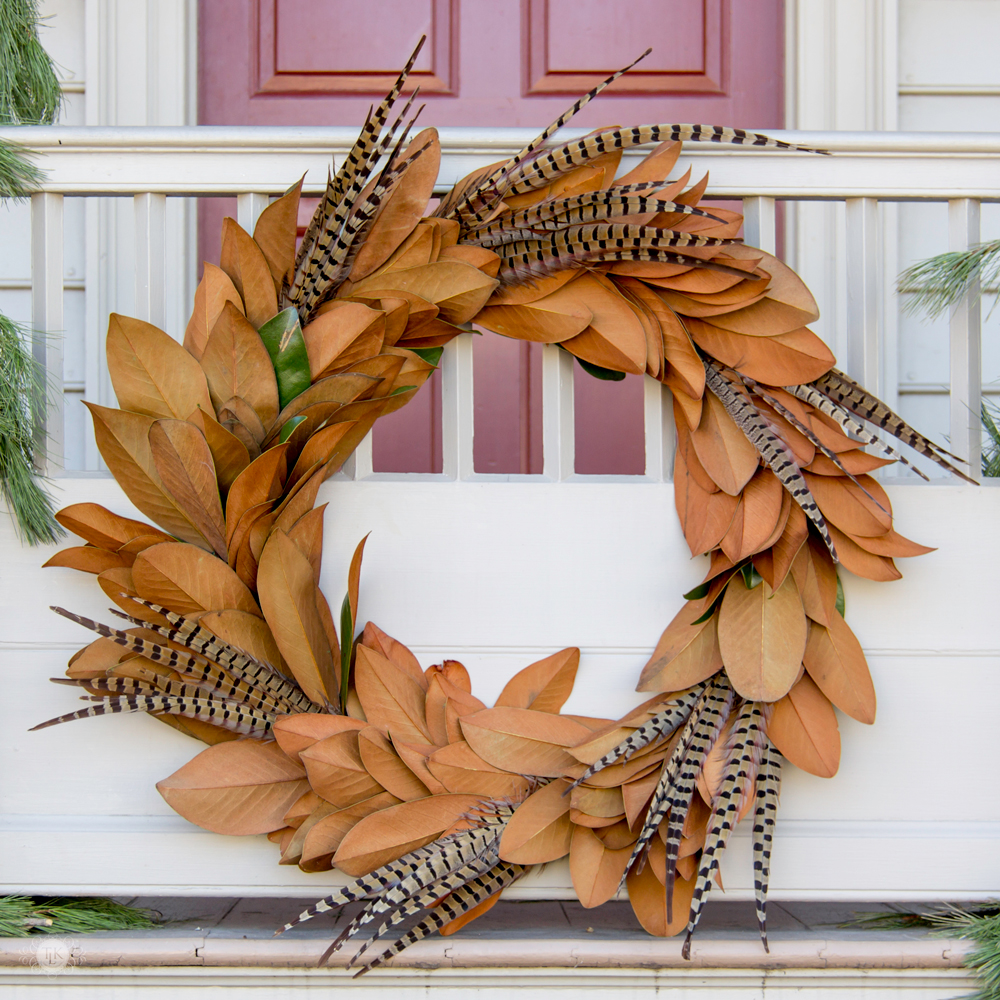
(704, 362, 837, 560)
(752, 741, 781, 952)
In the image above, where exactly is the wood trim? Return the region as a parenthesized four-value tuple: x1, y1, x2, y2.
(254, 0, 458, 96)
(523, 0, 727, 96)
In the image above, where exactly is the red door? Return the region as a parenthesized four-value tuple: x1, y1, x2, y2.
(200, 0, 784, 474)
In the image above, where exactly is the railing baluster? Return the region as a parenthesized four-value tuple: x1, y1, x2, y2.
(644, 380, 674, 481)
(31, 192, 64, 472)
(342, 433, 374, 480)
(949, 198, 982, 480)
(542, 344, 574, 480)
(845, 197, 880, 394)
(134, 192, 166, 329)
(441, 332, 475, 479)
(743, 196, 776, 255)
(237, 193, 269, 235)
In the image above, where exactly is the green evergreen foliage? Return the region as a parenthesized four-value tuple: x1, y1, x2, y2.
(0, 896, 157, 937)
(898, 239, 1000, 320)
(0, 0, 61, 125)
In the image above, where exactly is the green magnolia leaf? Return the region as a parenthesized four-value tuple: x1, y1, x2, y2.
(388, 384, 417, 397)
(410, 346, 444, 367)
(572, 353, 626, 381)
(258, 307, 312, 410)
(691, 586, 728, 626)
(279, 415, 306, 443)
(741, 562, 764, 590)
(835, 573, 846, 617)
(340, 592, 353, 710)
(683, 581, 711, 601)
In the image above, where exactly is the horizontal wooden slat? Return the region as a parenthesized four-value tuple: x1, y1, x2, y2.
(7, 126, 1000, 199)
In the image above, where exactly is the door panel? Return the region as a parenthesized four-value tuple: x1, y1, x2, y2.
(199, 0, 783, 474)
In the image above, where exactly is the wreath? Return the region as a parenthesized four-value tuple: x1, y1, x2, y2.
(32, 41, 972, 975)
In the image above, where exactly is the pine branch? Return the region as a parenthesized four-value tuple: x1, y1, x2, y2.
(897, 240, 1000, 320)
(0, 0, 62, 126)
(0, 315, 62, 544)
(0, 896, 157, 937)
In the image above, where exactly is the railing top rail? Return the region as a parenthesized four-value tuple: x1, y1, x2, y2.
(5, 126, 1000, 201)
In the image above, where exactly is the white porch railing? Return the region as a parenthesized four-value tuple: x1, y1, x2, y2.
(7, 126, 1000, 481)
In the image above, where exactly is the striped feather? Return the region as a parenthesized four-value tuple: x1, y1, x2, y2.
(107, 599, 317, 713)
(567, 684, 707, 792)
(621, 674, 734, 891)
(704, 363, 838, 560)
(485, 225, 737, 253)
(351, 862, 528, 977)
(752, 740, 781, 952)
(503, 124, 829, 198)
(445, 49, 653, 226)
(49, 607, 286, 713)
(682, 701, 769, 959)
(783, 382, 930, 479)
(29, 693, 274, 736)
(499, 247, 750, 286)
(811, 368, 976, 482)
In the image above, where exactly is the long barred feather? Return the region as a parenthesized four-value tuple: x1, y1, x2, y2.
(567, 684, 707, 792)
(704, 363, 838, 560)
(107, 599, 317, 713)
(502, 124, 829, 199)
(752, 741, 781, 952)
(48, 607, 286, 713)
(485, 225, 737, 254)
(443, 49, 654, 227)
(811, 368, 976, 482)
(498, 247, 750, 286)
(682, 701, 769, 959)
(621, 673, 734, 891)
(784, 382, 930, 479)
(352, 862, 528, 977)
(29, 693, 274, 736)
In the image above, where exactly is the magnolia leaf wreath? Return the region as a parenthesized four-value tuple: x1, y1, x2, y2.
(33, 43, 974, 973)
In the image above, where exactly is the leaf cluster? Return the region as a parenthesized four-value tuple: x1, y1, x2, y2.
(0, 895, 155, 937)
(0, 0, 62, 126)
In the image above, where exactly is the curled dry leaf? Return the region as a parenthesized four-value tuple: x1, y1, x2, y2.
(334, 793, 487, 876)
(219, 218, 279, 329)
(132, 541, 261, 617)
(768, 672, 841, 777)
(184, 263, 244, 360)
(354, 644, 431, 745)
(625, 859, 695, 937)
(200, 300, 280, 428)
(803, 615, 876, 724)
(637, 599, 724, 693)
(361, 622, 427, 691)
(54, 503, 171, 551)
(498, 779, 574, 865)
(148, 419, 227, 558)
(156, 739, 308, 836)
(85, 403, 208, 548)
(273, 713, 366, 765)
(300, 730, 384, 808)
(460, 706, 592, 777)
(107, 313, 214, 421)
(691, 390, 760, 497)
(43, 546, 131, 575)
(357, 726, 431, 801)
(257, 529, 337, 707)
(426, 741, 531, 800)
(718, 573, 808, 702)
(494, 647, 580, 713)
(299, 790, 401, 870)
(570, 825, 631, 908)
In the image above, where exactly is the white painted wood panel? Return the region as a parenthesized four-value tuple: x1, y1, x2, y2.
(2, 478, 998, 900)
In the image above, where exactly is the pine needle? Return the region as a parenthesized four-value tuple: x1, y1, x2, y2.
(897, 240, 1000, 320)
(0, 315, 62, 544)
(981, 402, 1000, 478)
(926, 904, 1000, 1000)
(0, 896, 157, 937)
(0, 0, 62, 126)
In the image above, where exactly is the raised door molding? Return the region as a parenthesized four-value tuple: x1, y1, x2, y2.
(524, 0, 726, 95)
